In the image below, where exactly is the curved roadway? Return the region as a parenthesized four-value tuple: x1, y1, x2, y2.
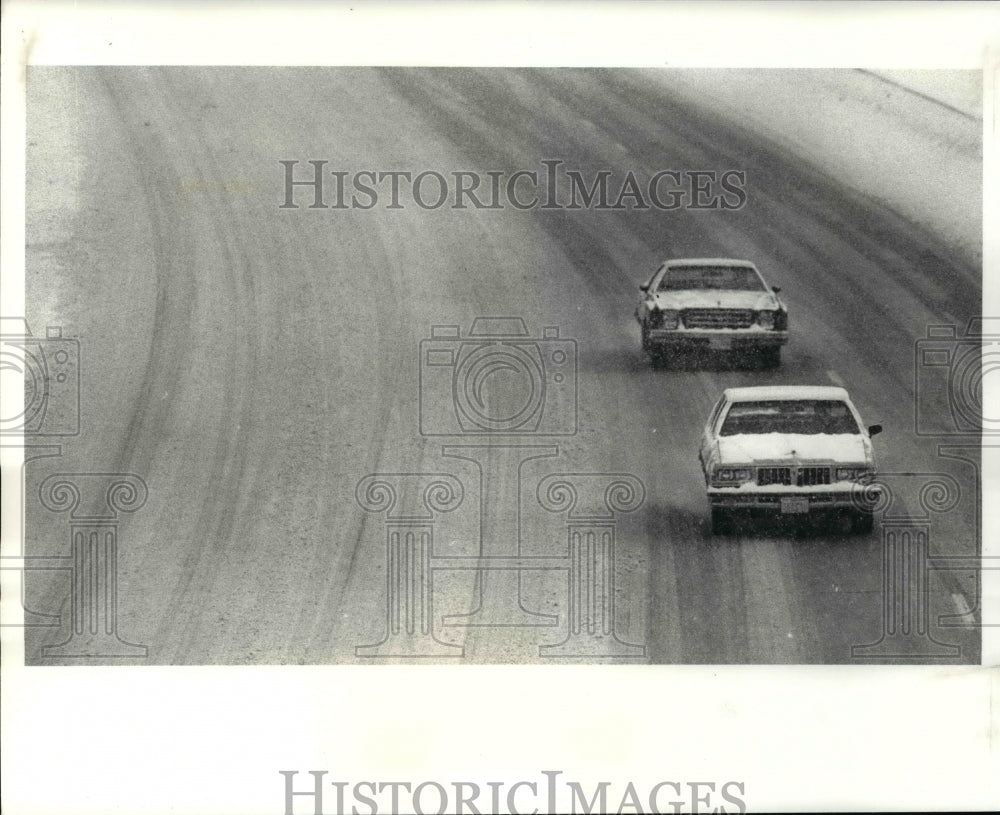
(24, 67, 980, 664)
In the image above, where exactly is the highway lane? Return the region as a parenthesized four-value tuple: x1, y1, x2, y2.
(23, 67, 980, 664)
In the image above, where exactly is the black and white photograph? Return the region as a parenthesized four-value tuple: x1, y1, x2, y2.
(2, 2, 998, 814)
(14, 63, 987, 666)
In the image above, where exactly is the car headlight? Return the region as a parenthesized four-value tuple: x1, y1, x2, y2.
(757, 309, 788, 330)
(836, 467, 874, 481)
(714, 467, 753, 483)
(652, 309, 679, 330)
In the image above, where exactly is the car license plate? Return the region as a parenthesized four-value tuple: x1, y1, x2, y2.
(780, 497, 810, 514)
(708, 336, 731, 351)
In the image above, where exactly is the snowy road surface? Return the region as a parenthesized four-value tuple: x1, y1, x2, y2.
(23, 68, 981, 664)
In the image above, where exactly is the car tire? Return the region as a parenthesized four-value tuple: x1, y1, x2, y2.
(760, 346, 781, 369)
(711, 508, 733, 535)
(641, 323, 652, 353)
(652, 347, 672, 368)
(851, 510, 874, 535)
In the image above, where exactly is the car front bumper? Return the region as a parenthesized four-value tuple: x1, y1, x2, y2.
(707, 485, 881, 514)
(647, 329, 788, 349)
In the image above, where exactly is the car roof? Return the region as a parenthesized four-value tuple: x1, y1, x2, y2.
(662, 258, 757, 268)
(723, 385, 851, 402)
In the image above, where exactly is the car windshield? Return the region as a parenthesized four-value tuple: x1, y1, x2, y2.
(720, 400, 861, 436)
(658, 265, 767, 292)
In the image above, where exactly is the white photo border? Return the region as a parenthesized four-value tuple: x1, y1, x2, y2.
(2, 2, 998, 814)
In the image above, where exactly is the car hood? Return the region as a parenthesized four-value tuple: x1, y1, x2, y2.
(652, 290, 780, 310)
(716, 433, 872, 464)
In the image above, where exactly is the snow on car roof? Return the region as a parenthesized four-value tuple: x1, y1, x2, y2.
(723, 385, 850, 402)
(663, 258, 756, 268)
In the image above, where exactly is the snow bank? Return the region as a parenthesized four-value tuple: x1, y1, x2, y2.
(641, 68, 982, 267)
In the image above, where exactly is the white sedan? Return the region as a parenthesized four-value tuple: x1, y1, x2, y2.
(698, 386, 883, 534)
(636, 258, 788, 367)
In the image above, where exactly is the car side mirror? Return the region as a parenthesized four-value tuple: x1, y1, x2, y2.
(868, 424, 882, 437)
(639, 283, 649, 292)
(771, 286, 782, 294)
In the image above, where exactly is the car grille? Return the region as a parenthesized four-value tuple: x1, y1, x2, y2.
(682, 308, 754, 329)
(758, 467, 791, 486)
(756, 466, 832, 486)
(797, 466, 831, 486)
